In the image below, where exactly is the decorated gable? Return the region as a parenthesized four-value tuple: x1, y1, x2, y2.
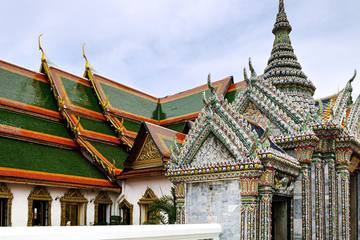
(231, 61, 310, 136)
(128, 135, 162, 170)
(170, 75, 260, 169)
(191, 133, 235, 166)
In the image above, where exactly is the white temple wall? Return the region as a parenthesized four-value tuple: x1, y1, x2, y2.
(121, 176, 173, 225)
(185, 180, 241, 240)
(6, 183, 120, 226)
(8, 183, 32, 226)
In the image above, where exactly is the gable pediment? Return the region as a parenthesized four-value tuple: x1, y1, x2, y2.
(128, 135, 163, 170)
(170, 77, 261, 169)
(190, 132, 235, 166)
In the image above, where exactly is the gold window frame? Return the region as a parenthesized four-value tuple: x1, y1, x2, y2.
(0, 183, 13, 226)
(138, 187, 157, 224)
(94, 191, 112, 225)
(119, 198, 133, 225)
(27, 186, 52, 226)
(60, 189, 88, 226)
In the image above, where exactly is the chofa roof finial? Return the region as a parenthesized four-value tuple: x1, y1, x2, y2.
(350, 69, 357, 83)
(38, 34, 46, 62)
(82, 43, 90, 69)
(248, 58, 256, 78)
(243, 68, 249, 82)
(207, 73, 215, 93)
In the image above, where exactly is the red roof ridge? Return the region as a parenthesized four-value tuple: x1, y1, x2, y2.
(227, 80, 247, 92)
(49, 66, 91, 86)
(93, 73, 158, 101)
(159, 76, 233, 103)
(0, 59, 47, 82)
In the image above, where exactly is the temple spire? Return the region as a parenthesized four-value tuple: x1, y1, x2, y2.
(272, 0, 292, 34)
(264, 0, 315, 109)
(279, 0, 285, 13)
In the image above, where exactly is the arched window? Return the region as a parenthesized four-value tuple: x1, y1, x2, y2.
(119, 199, 133, 225)
(60, 189, 88, 226)
(27, 187, 52, 226)
(138, 187, 157, 224)
(94, 191, 112, 225)
(0, 183, 13, 226)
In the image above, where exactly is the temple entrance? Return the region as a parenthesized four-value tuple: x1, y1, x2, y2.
(272, 196, 291, 240)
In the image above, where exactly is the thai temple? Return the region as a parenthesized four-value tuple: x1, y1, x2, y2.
(0, 0, 359, 239)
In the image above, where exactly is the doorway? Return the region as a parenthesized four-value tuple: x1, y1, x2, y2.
(65, 203, 79, 226)
(0, 198, 8, 226)
(272, 196, 291, 240)
(31, 200, 49, 226)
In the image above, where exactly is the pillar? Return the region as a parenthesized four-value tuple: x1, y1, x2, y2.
(174, 182, 185, 224)
(258, 169, 274, 240)
(336, 148, 352, 240)
(295, 146, 314, 240)
(312, 153, 325, 239)
(240, 196, 258, 240)
(323, 152, 337, 239)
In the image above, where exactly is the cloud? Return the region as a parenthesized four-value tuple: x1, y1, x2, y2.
(0, 0, 359, 99)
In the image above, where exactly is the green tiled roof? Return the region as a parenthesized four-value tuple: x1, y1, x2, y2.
(0, 108, 72, 139)
(80, 117, 116, 137)
(0, 137, 107, 179)
(122, 118, 141, 132)
(61, 77, 103, 113)
(89, 140, 129, 169)
(0, 68, 57, 111)
(101, 83, 158, 119)
(163, 122, 187, 132)
(160, 90, 210, 120)
(225, 90, 238, 103)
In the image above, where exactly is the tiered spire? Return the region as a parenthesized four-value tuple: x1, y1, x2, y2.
(263, 0, 315, 108)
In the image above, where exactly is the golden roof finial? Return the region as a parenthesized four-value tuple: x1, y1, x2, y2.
(38, 34, 46, 62)
(82, 43, 90, 70)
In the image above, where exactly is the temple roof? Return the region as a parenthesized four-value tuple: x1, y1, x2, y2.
(0, 60, 118, 190)
(119, 122, 185, 179)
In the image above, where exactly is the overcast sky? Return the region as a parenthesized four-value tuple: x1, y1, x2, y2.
(1, 0, 359, 99)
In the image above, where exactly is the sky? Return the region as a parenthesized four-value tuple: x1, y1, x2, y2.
(1, 0, 359, 99)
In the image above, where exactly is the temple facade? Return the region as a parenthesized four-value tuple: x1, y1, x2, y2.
(167, 1, 360, 240)
(0, 0, 359, 239)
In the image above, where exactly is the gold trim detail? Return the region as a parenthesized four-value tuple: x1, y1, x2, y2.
(27, 186, 52, 226)
(119, 198, 133, 225)
(128, 135, 162, 170)
(137, 136, 161, 162)
(60, 189, 88, 226)
(0, 183, 13, 226)
(138, 187, 157, 224)
(94, 191, 113, 225)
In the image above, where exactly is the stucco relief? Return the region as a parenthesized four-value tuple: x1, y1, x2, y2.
(191, 133, 235, 166)
(243, 102, 282, 136)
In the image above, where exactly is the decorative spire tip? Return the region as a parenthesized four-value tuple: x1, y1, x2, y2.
(248, 58, 256, 78)
(38, 34, 46, 61)
(82, 43, 90, 69)
(279, 0, 285, 13)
